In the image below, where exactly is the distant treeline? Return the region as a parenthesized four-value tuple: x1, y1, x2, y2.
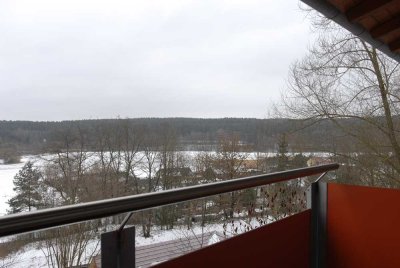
(0, 117, 353, 154)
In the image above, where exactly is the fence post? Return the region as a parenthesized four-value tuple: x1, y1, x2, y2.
(311, 181, 327, 268)
(101, 226, 136, 268)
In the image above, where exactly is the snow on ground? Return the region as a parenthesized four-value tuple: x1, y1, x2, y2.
(5, 236, 100, 268)
(0, 163, 22, 215)
(133, 224, 228, 247)
(4, 216, 274, 268)
(9, 243, 48, 268)
(133, 216, 273, 247)
(0, 155, 47, 215)
(0, 157, 31, 215)
(0, 149, 324, 267)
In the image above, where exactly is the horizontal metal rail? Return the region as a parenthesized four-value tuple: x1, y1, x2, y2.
(0, 163, 339, 237)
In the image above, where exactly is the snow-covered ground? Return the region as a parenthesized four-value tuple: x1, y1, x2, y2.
(0, 155, 41, 215)
(4, 216, 273, 268)
(0, 149, 307, 267)
(5, 243, 48, 268)
(133, 217, 270, 247)
(0, 163, 23, 215)
(3, 236, 100, 268)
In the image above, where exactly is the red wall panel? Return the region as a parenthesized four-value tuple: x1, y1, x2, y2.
(327, 183, 400, 268)
(154, 210, 311, 268)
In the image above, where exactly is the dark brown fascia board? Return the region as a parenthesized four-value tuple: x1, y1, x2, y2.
(346, 0, 395, 22)
(301, 0, 400, 62)
(371, 15, 400, 38)
(389, 38, 400, 51)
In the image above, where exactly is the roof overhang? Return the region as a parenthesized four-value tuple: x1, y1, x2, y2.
(301, 0, 400, 62)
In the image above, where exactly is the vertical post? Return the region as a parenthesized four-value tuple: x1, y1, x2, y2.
(311, 181, 327, 268)
(101, 226, 136, 268)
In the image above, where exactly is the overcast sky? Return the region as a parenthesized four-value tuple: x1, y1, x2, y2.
(0, 0, 313, 121)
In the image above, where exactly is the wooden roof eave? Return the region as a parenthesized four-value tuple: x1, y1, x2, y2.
(301, 0, 400, 63)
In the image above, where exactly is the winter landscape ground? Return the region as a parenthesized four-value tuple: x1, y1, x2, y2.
(0, 151, 323, 267)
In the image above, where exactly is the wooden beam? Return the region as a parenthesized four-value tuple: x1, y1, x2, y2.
(346, 0, 395, 22)
(389, 37, 400, 51)
(371, 15, 400, 38)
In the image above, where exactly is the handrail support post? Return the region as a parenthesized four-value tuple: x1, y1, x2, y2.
(101, 226, 136, 268)
(311, 181, 327, 268)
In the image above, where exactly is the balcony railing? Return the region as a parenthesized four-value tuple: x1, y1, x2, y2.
(0, 164, 339, 267)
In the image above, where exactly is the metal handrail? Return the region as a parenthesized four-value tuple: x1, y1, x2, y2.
(0, 163, 339, 237)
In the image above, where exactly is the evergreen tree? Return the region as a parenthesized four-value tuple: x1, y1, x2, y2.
(7, 161, 42, 213)
(276, 133, 289, 171)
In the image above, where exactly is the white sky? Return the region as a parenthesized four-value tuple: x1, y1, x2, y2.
(0, 0, 313, 121)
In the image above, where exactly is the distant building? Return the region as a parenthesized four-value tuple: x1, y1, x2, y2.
(156, 167, 193, 178)
(307, 157, 331, 167)
(240, 159, 259, 172)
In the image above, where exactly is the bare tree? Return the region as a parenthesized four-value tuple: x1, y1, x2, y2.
(154, 123, 180, 230)
(138, 132, 162, 237)
(119, 121, 144, 195)
(39, 124, 99, 267)
(214, 132, 250, 219)
(43, 125, 93, 204)
(281, 13, 400, 187)
(40, 223, 99, 268)
(93, 123, 121, 199)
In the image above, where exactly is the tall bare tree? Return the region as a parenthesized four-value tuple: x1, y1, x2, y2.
(155, 123, 180, 230)
(40, 124, 99, 268)
(43, 124, 92, 204)
(214, 132, 250, 219)
(138, 132, 162, 237)
(281, 12, 400, 187)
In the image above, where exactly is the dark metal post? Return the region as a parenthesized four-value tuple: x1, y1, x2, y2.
(311, 181, 327, 268)
(101, 226, 136, 268)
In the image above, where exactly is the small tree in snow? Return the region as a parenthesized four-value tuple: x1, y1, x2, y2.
(7, 161, 42, 213)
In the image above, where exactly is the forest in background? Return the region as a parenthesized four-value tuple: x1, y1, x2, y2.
(0, 117, 356, 157)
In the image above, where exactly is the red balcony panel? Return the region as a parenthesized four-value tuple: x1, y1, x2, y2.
(153, 210, 311, 268)
(327, 183, 400, 268)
